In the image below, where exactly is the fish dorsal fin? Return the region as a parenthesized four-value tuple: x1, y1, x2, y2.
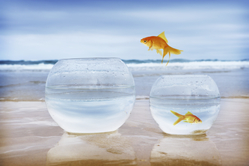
(158, 31, 168, 43)
(185, 111, 193, 115)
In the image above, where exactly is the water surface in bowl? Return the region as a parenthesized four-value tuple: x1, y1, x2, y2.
(150, 96, 220, 135)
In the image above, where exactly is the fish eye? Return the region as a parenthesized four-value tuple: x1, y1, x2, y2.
(144, 40, 146, 43)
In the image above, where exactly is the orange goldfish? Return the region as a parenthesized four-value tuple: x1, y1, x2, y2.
(170, 110, 202, 125)
(140, 32, 183, 66)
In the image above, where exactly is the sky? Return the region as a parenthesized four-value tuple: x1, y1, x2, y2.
(0, 0, 249, 60)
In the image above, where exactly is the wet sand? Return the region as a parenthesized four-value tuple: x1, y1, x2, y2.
(0, 99, 249, 166)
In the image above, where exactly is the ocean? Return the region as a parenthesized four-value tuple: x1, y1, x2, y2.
(0, 59, 249, 101)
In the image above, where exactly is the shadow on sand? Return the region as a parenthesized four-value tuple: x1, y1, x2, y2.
(150, 134, 221, 166)
(46, 131, 136, 166)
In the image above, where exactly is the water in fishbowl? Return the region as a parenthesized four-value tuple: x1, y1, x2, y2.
(150, 96, 220, 135)
(45, 85, 135, 133)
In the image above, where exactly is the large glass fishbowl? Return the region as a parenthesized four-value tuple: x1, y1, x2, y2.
(45, 58, 135, 133)
(150, 75, 220, 135)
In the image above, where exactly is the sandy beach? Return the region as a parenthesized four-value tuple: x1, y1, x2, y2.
(0, 98, 248, 166)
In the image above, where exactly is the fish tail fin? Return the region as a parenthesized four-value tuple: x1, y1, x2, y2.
(168, 45, 183, 55)
(170, 110, 182, 117)
(163, 46, 183, 66)
(173, 117, 185, 125)
(170, 110, 185, 125)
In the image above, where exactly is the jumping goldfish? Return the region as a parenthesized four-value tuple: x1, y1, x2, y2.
(140, 32, 183, 66)
(170, 110, 202, 125)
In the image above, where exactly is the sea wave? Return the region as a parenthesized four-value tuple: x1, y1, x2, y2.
(0, 64, 54, 71)
(127, 61, 249, 71)
(0, 59, 249, 71)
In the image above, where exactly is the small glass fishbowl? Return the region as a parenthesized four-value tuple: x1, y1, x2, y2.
(150, 75, 220, 135)
(45, 58, 135, 133)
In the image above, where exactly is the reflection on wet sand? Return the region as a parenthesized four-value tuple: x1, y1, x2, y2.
(150, 134, 221, 166)
(46, 131, 136, 166)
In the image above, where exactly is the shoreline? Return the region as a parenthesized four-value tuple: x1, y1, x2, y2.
(1, 95, 249, 102)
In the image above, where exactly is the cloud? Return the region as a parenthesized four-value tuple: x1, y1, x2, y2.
(1, 1, 249, 60)
(3, 33, 141, 60)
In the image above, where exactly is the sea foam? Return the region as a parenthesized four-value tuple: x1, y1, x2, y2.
(0, 59, 249, 71)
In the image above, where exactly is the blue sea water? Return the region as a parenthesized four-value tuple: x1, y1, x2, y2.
(0, 59, 249, 101)
(0, 58, 249, 66)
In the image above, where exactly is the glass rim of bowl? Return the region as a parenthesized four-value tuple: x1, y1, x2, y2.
(58, 57, 121, 61)
(158, 75, 212, 78)
(149, 95, 220, 100)
(46, 84, 135, 89)
(150, 75, 220, 100)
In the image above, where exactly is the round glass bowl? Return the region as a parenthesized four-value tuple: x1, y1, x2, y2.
(45, 58, 135, 133)
(150, 75, 220, 135)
